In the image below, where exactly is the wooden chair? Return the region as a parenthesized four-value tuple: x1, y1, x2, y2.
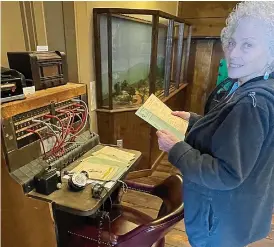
(67, 174, 184, 247)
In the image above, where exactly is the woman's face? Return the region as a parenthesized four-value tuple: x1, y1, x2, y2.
(224, 17, 271, 82)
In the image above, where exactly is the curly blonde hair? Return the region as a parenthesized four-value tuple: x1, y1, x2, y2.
(221, 1, 274, 50)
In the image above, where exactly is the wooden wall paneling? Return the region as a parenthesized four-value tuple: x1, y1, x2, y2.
(1, 147, 57, 247)
(177, 1, 233, 115)
(149, 128, 162, 169)
(178, 1, 238, 38)
(182, 40, 224, 114)
(1, 2, 26, 67)
(97, 112, 115, 145)
(43, 1, 66, 52)
(97, 110, 152, 171)
(181, 40, 197, 112)
(113, 111, 152, 171)
(186, 40, 197, 84)
(184, 18, 226, 37)
(19, 1, 37, 50)
(207, 40, 224, 103)
(170, 87, 188, 111)
(62, 2, 79, 82)
(178, 1, 237, 18)
(186, 40, 214, 114)
(193, 40, 215, 114)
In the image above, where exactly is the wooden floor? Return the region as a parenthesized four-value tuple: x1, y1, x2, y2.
(123, 155, 274, 247)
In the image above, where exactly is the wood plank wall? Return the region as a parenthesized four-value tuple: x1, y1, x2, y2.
(1, 147, 57, 247)
(178, 1, 238, 114)
(183, 39, 224, 114)
(178, 1, 237, 38)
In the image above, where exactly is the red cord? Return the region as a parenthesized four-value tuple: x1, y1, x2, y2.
(26, 129, 47, 156)
(51, 109, 74, 154)
(27, 104, 85, 158)
(42, 132, 61, 158)
(58, 106, 85, 139)
(32, 102, 87, 157)
(70, 104, 85, 133)
(42, 115, 65, 155)
(70, 105, 87, 135)
(44, 114, 65, 139)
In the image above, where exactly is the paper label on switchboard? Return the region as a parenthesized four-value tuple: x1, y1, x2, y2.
(23, 86, 35, 95)
(37, 45, 48, 51)
(135, 94, 188, 140)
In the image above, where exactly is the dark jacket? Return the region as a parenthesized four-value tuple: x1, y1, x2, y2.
(168, 77, 274, 247)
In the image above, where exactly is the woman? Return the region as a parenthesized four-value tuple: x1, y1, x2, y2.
(156, 2, 274, 247)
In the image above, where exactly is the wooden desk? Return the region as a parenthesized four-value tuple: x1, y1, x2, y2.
(1, 82, 86, 119)
(1, 82, 87, 247)
(29, 145, 142, 216)
(1, 82, 141, 247)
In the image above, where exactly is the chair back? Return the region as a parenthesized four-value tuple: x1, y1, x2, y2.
(117, 174, 184, 247)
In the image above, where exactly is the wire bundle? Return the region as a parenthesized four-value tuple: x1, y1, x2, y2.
(26, 99, 88, 159)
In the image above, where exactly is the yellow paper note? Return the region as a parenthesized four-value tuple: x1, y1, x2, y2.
(92, 146, 135, 163)
(91, 153, 129, 166)
(71, 162, 120, 181)
(135, 94, 188, 140)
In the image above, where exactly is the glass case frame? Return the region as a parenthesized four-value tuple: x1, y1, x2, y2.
(93, 8, 192, 110)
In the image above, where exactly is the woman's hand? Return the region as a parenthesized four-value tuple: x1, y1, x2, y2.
(156, 130, 181, 153)
(172, 111, 190, 121)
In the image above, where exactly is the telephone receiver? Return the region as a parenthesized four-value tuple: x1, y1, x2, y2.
(67, 171, 89, 191)
(67, 170, 107, 199)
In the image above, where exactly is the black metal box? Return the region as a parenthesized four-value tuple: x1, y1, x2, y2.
(7, 51, 68, 90)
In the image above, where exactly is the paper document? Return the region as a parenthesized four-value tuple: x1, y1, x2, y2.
(67, 146, 136, 181)
(90, 153, 129, 165)
(135, 94, 188, 140)
(71, 162, 122, 181)
(92, 146, 135, 164)
(82, 156, 129, 168)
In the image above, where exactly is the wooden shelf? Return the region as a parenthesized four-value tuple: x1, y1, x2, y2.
(1, 82, 86, 119)
(96, 83, 188, 113)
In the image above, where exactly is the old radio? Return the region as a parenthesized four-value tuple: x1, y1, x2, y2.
(7, 51, 68, 90)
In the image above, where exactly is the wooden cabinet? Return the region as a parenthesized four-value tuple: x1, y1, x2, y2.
(93, 8, 191, 111)
(97, 84, 188, 176)
(94, 8, 192, 176)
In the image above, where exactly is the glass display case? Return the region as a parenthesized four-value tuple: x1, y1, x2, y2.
(93, 8, 192, 110)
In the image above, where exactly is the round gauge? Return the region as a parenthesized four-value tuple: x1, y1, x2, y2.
(71, 172, 88, 187)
